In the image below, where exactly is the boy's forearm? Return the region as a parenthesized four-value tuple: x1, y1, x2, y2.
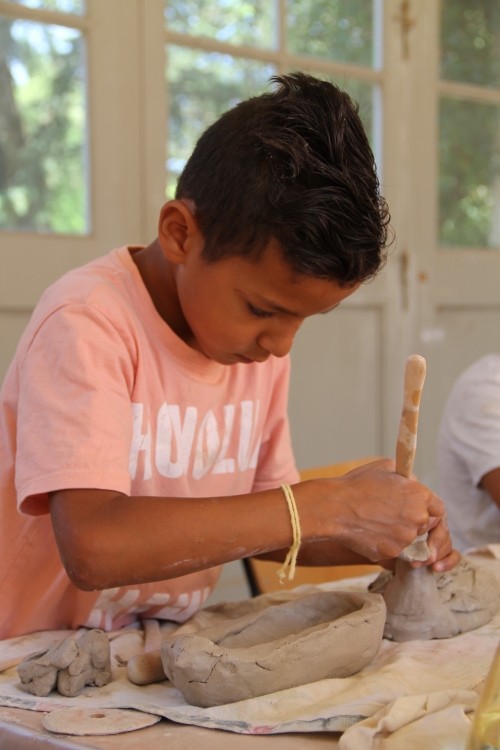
(49, 482, 367, 591)
(49, 483, 326, 591)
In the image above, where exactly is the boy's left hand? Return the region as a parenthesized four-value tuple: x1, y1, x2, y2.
(379, 515, 460, 572)
(410, 514, 460, 572)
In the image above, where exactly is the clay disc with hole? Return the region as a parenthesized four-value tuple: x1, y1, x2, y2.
(43, 708, 161, 735)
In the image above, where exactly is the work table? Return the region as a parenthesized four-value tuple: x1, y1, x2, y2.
(0, 705, 340, 749)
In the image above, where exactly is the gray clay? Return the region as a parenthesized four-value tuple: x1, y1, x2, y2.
(382, 562, 459, 641)
(18, 629, 111, 697)
(57, 629, 111, 697)
(161, 590, 386, 707)
(370, 558, 500, 642)
(398, 535, 431, 563)
(436, 558, 500, 632)
(127, 598, 312, 687)
(17, 650, 59, 697)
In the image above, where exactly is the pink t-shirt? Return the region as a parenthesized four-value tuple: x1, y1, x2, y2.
(0, 247, 299, 638)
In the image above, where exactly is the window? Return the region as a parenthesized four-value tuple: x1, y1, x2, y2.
(0, 0, 88, 233)
(439, 0, 500, 249)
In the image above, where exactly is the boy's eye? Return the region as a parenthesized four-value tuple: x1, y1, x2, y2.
(247, 302, 274, 319)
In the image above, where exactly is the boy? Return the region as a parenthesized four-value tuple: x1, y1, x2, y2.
(0, 74, 458, 639)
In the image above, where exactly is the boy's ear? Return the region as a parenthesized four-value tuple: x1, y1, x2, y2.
(157, 200, 202, 264)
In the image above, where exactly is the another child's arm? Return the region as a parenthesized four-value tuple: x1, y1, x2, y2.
(49, 459, 453, 591)
(480, 468, 500, 510)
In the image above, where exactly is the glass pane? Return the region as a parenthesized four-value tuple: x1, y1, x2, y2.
(287, 0, 374, 67)
(2, 0, 85, 14)
(439, 97, 500, 249)
(0, 17, 88, 234)
(441, 0, 500, 88)
(167, 45, 275, 197)
(165, 0, 275, 49)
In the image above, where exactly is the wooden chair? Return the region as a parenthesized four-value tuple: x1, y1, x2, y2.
(244, 458, 382, 595)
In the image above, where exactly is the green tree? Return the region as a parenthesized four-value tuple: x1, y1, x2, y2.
(167, 45, 275, 197)
(287, 0, 373, 67)
(439, 0, 500, 247)
(0, 16, 86, 234)
(441, 0, 500, 87)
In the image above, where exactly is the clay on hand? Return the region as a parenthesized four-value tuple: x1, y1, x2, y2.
(161, 591, 386, 707)
(17, 629, 111, 697)
(370, 558, 500, 642)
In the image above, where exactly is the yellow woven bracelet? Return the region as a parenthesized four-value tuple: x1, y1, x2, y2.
(276, 483, 301, 583)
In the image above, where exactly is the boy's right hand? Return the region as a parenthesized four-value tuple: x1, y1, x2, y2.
(49, 458, 457, 591)
(297, 458, 449, 565)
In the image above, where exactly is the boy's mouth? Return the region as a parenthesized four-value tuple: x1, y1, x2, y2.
(236, 354, 269, 364)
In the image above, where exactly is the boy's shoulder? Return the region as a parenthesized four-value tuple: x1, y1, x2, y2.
(9, 248, 142, 371)
(37, 247, 135, 316)
(11, 246, 292, 386)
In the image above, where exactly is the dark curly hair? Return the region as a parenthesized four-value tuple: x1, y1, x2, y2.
(176, 72, 390, 286)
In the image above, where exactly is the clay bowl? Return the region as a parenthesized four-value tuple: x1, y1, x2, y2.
(161, 590, 386, 707)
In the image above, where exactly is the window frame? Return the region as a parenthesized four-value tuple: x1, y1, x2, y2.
(0, 0, 153, 310)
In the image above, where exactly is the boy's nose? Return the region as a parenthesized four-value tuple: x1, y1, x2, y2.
(258, 327, 298, 358)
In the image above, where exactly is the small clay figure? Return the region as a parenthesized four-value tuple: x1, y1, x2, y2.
(17, 636, 79, 697)
(161, 591, 386, 707)
(370, 558, 500, 641)
(17, 629, 111, 697)
(57, 629, 111, 697)
(382, 562, 460, 641)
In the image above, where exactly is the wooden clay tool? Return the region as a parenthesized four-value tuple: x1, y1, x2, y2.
(396, 354, 431, 562)
(383, 354, 458, 640)
(127, 620, 166, 685)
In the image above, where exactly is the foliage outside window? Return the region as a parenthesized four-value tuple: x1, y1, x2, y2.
(0, 15, 87, 234)
(439, 0, 500, 249)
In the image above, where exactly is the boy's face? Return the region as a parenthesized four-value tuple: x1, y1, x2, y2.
(175, 237, 360, 366)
